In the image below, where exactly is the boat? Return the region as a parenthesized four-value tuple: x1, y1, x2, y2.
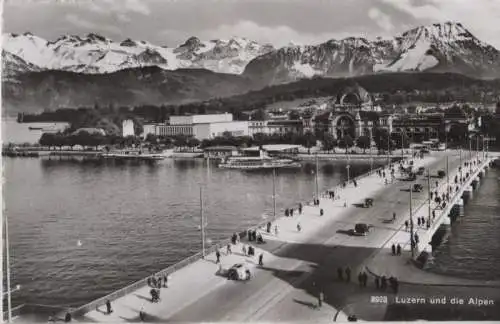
(28, 126, 44, 130)
(102, 150, 166, 161)
(218, 150, 301, 170)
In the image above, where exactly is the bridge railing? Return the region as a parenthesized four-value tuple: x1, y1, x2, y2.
(70, 157, 399, 318)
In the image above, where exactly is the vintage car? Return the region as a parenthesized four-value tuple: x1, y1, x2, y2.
(354, 223, 370, 236)
(437, 170, 446, 178)
(412, 184, 423, 192)
(227, 263, 251, 281)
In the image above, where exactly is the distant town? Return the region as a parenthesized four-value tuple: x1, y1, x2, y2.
(7, 84, 500, 157)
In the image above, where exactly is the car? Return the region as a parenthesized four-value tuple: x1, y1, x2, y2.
(437, 170, 446, 178)
(227, 263, 251, 281)
(412, 184, 423, 192)
(354, 223, 370, 236)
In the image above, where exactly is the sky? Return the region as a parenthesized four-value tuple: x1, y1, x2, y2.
(2, 0, 500, 48)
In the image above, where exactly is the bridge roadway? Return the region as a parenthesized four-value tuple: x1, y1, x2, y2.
(161, 152, 461, 322)
(76, 151, 498, 323)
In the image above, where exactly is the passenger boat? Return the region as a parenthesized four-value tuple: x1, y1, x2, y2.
(218, 150, 301, 170)
(102, 150, 166, 161)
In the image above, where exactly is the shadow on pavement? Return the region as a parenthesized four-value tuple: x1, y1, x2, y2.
(293, 298, 318, 309)
(336, 229, 355, 236)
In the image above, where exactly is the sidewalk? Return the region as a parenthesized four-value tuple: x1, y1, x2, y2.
(80, 155, 429, 322)
(365, 157, 500, 287)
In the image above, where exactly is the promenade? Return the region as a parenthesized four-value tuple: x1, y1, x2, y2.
(74, 152, 460, 323)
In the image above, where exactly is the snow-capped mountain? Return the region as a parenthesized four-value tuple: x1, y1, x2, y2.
(243, 22, 500, 84)
(2, 32, 274, 75)
(2, 51, 41, 79)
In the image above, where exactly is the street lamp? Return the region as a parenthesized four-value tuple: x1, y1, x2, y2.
(346, 164, 351, 184)
(2, 285, 21, 297)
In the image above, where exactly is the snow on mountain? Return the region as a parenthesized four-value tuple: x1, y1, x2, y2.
(243, 21, 500, 84)
(1, 50, 41, 79)
(2, 33, 274, 75)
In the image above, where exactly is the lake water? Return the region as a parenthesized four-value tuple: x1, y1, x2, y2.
(3, 156, 384, 307)
(1, 119, 69, 145)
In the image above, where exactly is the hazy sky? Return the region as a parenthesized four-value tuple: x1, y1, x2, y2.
(3, 0, 500, 48)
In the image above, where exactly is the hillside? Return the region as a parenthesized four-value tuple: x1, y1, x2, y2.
(2, 66, 256, 115)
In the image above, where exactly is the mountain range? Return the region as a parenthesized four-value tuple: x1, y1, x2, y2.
(2, 21, 500, 114)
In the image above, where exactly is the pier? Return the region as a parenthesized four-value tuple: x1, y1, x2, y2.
(7, 151, 500, 322)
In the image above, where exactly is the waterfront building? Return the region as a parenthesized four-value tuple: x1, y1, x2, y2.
(392, 114, 443, 141)
(248, 120, 304, 136)
(142, 113, 249, 140)
(122, 119, 135, 137)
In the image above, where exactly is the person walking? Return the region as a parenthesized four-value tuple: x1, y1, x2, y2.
(106, 300, 112, 314)
(397, 244, 401, 255)
(318, 291, 324, 309)
(362, 272, 368, 287)
(242, 245, 247, 256)
(227, 243, 232, 255)
(358, 272, 363, 287)
(392, 212, 396, 221)
(345, 267, 351, 282)
(290, 209, 294, 217)
(258, 253, 264, 266)
(216, 249, 221, 264)
(405, 220, 409, 231)
(157, 277, 162, 288)
(139, 307, 146, 322)
(274, 225, 279, 236)
(417, 217, 421, 226)
(298, 203, 303, 214)
(391, 244, 396, 255)
(297, 222, 302, 232)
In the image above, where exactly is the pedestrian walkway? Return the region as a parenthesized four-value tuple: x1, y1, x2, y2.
(80, 154, 438, 322)
(365, 156, 500, 288)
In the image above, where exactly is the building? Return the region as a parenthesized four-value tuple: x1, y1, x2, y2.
(122, 119, 135, 137)
(203, 146, 239, 159)
(248, 120, 304, 136)
(392, 114, 444, 141)
(143, 113, 249, 140)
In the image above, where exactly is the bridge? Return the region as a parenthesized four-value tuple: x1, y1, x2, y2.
(7, 150, 500, 322)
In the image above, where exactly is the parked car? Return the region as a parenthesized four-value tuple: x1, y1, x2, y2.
(227, 263, 251, 281)
(354, 223, 370, 236)
(437, 170, 446, 178)
(412, 184, 423, 192)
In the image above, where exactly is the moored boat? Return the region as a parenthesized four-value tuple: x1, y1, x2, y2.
(218, 150, 301, 170)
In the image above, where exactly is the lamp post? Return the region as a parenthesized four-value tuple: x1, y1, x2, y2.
(315, 154, 319, 199)
(273, 168, 277, 221)
(200, 186, 206, 258)
(401, 131, 405, 160)
(346, 164, 351, 184)
(409, 182, 415, 259)
(4, 213, 13, 323)
(427, 169, 431, 224)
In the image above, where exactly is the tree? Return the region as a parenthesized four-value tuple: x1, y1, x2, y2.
(186, 137, 200, 151)
(338, 135, 354, 153)
(39, 133, 56, 149)
(302, 131, 316, 154)
(356, 135, 371, 153)
(321, 133, 337, 153)
(145, 134, 158, 144)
